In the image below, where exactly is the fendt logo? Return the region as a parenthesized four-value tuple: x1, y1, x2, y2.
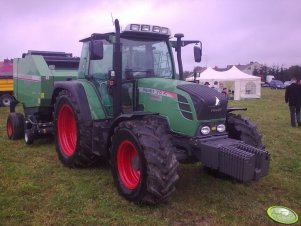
(215, 97, 220, 106)
(211, 97, 222, 112)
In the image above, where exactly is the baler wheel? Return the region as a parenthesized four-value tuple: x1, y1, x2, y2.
(0, 94, 14, 107)
(7, 113, 24, 140)
(24, 129, 34, 145)
(54, 90, 101, 167)
(226, 113, 264, 149)
(110, 117, 179, 204)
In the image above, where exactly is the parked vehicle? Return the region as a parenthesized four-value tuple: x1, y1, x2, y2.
(270, 80, 285, 89)
(7, 20, 269, 204)
(266, 75, 275, 84)
(284, 81, 291, 88)
(261, 82, 269, 87)
(0, 60, 15, 106)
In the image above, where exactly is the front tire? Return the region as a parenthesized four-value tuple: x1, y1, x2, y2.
(226, 113, 264, 149)
(110, 118, 179, 204)
(54, 90, 100, 167)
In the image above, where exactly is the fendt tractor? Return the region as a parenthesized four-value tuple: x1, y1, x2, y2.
(7, 20, 269, 204)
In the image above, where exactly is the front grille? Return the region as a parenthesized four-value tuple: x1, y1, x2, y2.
(177, 83, 227, 120)
(177, 94, 193, 120)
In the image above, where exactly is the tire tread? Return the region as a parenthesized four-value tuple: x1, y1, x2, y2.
(111, 117, 179, 204)
(54, 90, 102, 168)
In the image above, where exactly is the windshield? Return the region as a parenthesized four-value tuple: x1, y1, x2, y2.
(121, 38, 173, 80)
(84, 38, 174, 80)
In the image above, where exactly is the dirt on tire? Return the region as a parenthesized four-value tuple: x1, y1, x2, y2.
(110, 117, 179, 204)
(54, 90, 102, 168)
(226, 113, 264, 149)
(7, 112, 24, 140)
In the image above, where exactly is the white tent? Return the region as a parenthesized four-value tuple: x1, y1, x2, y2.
(186, 66, 261, 100)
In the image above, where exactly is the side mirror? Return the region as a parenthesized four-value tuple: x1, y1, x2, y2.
(90, 40, 103, 60)
(194, 45, 202, 63)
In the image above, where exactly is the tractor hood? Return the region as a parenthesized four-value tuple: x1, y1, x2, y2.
(137, 78, 228, 121)
(176, 83, 228, 120)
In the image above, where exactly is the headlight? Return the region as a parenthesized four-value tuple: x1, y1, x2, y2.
(217, 124, 226, 133)
(201, 126, 210, 135)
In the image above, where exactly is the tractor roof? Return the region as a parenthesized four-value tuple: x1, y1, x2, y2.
(80, 24, 171, 42)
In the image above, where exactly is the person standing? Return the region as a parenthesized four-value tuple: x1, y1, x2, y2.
(285, 77, 301, 127)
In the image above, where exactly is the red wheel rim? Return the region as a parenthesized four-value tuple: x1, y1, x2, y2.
(58, 104, 77, 157)
(7, 118, 12, 138)
(117, 140, 141, 190)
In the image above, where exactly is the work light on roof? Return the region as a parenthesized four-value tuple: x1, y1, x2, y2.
(152, 26, 161, 33)
(141, 24, 150, 31)
(130, 24, 140, 31)
(161, 27, 169, 34)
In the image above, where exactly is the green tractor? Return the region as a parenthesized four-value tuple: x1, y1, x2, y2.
(7, 20, 269, 204)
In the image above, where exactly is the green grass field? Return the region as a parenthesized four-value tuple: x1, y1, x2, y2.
(0, 88, 300, 226)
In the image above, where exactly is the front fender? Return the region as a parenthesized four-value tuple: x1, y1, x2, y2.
(227, 107, 247, 114)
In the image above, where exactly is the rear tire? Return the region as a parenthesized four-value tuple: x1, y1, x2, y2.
(110, 117, 179, 204)
(0, 94, 14, 107)
(7, 113, 24, 140)
(226, 113, 264, 149)
(54, 90, 100, 167)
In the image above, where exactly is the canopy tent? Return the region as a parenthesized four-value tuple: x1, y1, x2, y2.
(186, 66, 261, 100)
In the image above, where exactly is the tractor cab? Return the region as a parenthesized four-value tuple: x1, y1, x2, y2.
(78, 22, 202, 117)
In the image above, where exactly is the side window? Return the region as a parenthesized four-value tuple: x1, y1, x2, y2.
(153, 43, 172, 77)
(78, 42, 89, 77)
(89, 42, 113, 80)
(122, 45, 153, 80)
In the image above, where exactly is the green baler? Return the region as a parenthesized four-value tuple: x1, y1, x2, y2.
(7, 20, 269, 204)
(13, 51, 79, 108)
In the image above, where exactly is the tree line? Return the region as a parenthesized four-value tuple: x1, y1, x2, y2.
(253, 65, 301, 82)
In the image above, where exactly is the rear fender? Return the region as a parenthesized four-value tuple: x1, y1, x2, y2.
(52, 81, 92, 121)
(227, 107, 247, 114)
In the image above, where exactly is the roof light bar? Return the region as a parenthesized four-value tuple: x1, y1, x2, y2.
(125, 24, 171, 36)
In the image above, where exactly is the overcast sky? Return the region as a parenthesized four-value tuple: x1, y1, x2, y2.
(0, 0, 300, 70)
